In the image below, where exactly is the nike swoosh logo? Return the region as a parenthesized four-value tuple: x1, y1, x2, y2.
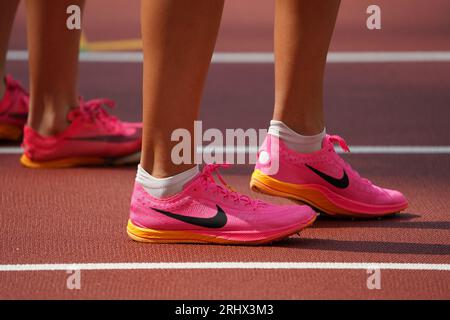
(151, 205, 227, 229)
(65, 135, 138, 143)
(305, 164, 349, 189)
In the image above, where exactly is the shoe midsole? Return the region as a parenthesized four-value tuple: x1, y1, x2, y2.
(251, 169, 407, 216)
(127, 217, 315, 243)
(20, 152, 140, 168)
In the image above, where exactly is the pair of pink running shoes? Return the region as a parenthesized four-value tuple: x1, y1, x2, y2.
(1, 75, 408, 245)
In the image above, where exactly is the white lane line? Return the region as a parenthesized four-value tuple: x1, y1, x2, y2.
(339, 146, 450, 154)
(2, 146, 450, 155)
(213, 51, 450, 63)
(199, 146, 450, 154)
(1, 262, 449, 272)
(7, 50, 450, 63)
(0, 147, 23, 154)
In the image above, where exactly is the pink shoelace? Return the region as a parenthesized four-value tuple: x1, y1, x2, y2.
(328, 135, 373, 186)
(68, 98, 123, 132)
(199, 164, 264, 210)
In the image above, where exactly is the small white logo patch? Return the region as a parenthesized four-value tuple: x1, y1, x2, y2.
(258, 151, 270, 164)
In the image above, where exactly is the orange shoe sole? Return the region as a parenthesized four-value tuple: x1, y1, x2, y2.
(0, 124, 22, 141)
(250, 169, 406, 218)
(20, 152, 141, 169)
(20, 154, 106, 168)
(126, 216, 316, 246)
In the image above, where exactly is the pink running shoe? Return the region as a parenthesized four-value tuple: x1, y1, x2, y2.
(127, 164, 317, 245)
(21, 98, 142, 168)
(0, 75, 29, 141)
(250, 134, 408, 218)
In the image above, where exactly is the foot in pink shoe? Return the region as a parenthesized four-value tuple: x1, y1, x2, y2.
(128, 164, 317, 245)
(250, 134, 408, 218)
(0, 75, 29, 141)
(21, 98, 142, 168)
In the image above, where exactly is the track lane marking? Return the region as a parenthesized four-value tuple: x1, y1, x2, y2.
(0, 147, 23, 154)
(7, 50, 450, 63)
(197, 146, 450, 154)
(2, 146, 450, 155)
(1, 262, 449, 271)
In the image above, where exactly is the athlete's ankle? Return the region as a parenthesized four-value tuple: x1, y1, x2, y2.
(136, 164, 199, 198)
(27, 95, 78, 135)
(139, 156, 198, 179)
(27, 113, 70, 137)
(268, 120, 326, 153)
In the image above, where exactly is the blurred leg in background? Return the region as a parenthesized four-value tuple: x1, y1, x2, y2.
(26, 0, 85, 136)
(0, 0, 28, 141)
(0, 0, 20, 98)
(21, 0, 142, 168)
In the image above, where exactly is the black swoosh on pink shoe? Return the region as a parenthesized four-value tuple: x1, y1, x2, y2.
(305, 164, 349, 189)
(151, 205, 227, 229)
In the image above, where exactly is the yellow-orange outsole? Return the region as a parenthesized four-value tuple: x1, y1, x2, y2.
(20, 154, 106, 169)
(250, 169, 406, 218)
(0, 124, 22, 141)
(19, 152, 141, 169)
(126, 216, 316, 246)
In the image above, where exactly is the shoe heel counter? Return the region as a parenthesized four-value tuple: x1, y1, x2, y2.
(129, 182, 145, 222)
(129, 182, 165, 228)
(21, 126, 61, 161)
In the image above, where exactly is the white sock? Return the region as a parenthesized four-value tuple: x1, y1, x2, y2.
(136, 165, 200, 198)
(268, 120, 326, 153)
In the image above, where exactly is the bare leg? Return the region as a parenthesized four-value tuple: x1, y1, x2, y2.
(0, 0, 20, 98)
(273, 0, 340, 135)
(26, 0, 85, 136)
(140, 0, 224, 177)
